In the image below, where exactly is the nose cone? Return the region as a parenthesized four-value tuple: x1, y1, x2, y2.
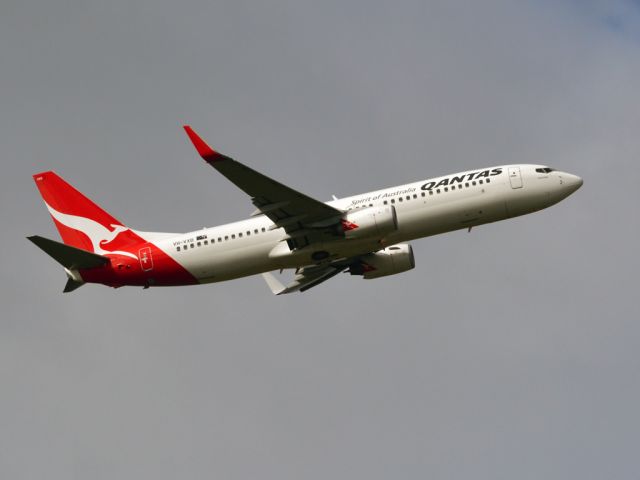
(552, 172, 583, 203)
(564, 173, 583, 194)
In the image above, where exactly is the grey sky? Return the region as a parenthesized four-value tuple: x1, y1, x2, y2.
(1, 0, 639, 478)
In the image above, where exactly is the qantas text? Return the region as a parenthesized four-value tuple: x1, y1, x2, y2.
(348, 168, 503, 206)
(421, 168, 503, 191)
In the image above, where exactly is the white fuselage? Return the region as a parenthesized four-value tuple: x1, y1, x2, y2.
(156, 164, 582, 283)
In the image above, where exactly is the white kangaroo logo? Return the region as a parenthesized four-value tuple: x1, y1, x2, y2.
(45, 203, 138, 259)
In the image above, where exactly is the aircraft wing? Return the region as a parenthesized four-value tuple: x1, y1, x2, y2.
(184, 126, 343, 248)
(262, 266, 343, 295)
(261, 257, 357, 294)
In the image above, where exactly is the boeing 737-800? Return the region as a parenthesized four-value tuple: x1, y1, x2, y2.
(28, 126, 583, 294)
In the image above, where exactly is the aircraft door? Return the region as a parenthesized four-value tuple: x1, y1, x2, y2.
(138, 246, 154, 272)
(508, 167, 523, 189)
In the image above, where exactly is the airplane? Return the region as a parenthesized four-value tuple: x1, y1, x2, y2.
(28, 126, 583, 294)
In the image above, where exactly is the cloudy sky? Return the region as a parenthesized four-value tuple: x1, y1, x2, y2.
(1, 0, 639, 478)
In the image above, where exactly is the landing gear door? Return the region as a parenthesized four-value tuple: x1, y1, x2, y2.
(508, 167, 523, 189)
(138, 246, 154, 272)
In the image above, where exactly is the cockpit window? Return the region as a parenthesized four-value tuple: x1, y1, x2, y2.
(536, 167, 555, 174)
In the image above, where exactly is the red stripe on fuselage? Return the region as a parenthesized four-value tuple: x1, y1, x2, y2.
(79, 241, 198, 288)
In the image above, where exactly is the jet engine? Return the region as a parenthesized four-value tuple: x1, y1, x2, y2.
(349, 243, 415, 279)
(341, 205, 397, 240)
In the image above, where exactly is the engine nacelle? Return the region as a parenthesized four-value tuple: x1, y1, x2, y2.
(341, 205, 397, 240)
(349, 244, 415, 279)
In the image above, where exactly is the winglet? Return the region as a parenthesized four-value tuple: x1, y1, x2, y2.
(261, 272, 287, 295)
(183, 125, 231, 163)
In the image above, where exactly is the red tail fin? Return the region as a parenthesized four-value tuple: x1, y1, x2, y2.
(33, 171, 143, 255)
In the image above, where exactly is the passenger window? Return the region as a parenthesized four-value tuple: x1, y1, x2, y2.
(421, 192, 425, 197)
(218, 237, 222, 242)
(472, 181, 477, 186)
(238, 233, 242, 238)
(190, 244, 194, 249)
(391, 199, 395, 203)
(224, 236, 229, 241)
(204, 240, 208, 245)
(261, 227, 266, 232)
(398, 197, 403, 202)
(197, 242, 201, 247)
(444, 187, 448, 192)
(406, 196, 410, 201)
(176, 246, 180, 251)
(254, 229, 258, 234)
(486, 178, 490, 183)
(465, 182, 469, 187)
(436, 189, 441, 194)
(429, 190, 433, 195)
(479, 179, 483, 184)
(383, 200, 388, 205)
(231, 234, 235, 239)
(451, 185, 455, 190)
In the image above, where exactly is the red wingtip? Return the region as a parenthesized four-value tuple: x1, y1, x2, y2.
(183, 125, 227, 163)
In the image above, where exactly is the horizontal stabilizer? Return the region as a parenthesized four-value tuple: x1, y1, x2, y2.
(27, 235, 110, 269)
(63, 277, 85, 293)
